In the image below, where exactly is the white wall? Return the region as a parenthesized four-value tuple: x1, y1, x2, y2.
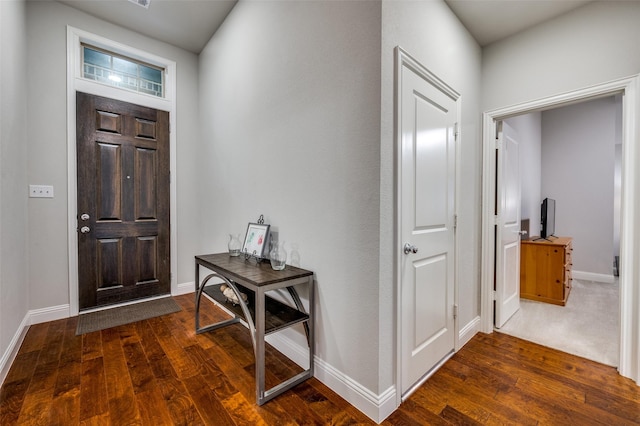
(198, 0, 382, 394)
(0, 0, 29, 382)
(25, 1, 201, 311)
(541, 97, 618, 277)
(482, 1, 640, 111)
(505, 113, 541, 236)
(381, 1, 483, 386)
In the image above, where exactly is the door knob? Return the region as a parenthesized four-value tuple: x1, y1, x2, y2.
(403, 243, 419, 255)
(80, 226, 90, 234)
(80, 213, 90, 221)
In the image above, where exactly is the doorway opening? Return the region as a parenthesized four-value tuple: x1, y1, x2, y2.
(496, 96, 621, 367)
(480, 76, 640, 384)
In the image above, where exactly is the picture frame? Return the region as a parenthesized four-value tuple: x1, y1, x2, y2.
(242, 222, 271, 259)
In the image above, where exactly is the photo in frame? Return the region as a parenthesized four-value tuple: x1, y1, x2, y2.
(242, 222, 270, 259)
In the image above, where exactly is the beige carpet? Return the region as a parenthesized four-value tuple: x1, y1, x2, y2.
(76, 297, 181, 335)
(497, 278, 619, 366)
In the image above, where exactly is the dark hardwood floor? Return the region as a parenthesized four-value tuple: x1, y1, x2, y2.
(1, 294, 638, 425)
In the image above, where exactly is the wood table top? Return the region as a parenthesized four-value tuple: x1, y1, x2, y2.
(522, 236, 572, 246)
(195, 253, 313, 287)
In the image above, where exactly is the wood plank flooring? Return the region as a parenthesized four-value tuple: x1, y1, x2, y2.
(1, 294, 638, 425)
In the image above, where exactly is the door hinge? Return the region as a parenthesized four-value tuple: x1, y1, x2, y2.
(494, 215, 499, 226)
(493, 290, 497, 301)
(454, 122, 459, 141)
(453, 214, 458, 229)
(453, 304, 458, 319)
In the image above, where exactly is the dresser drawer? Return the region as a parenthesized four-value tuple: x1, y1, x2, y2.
(520, 236, 573, 306)
(565, 243, 573, 268)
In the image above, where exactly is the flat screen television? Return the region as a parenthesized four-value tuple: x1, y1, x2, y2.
(541, 198, 556, 239)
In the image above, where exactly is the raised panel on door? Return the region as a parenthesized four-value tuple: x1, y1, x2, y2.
(414, 96, 449, 230)
(136, 236, 159, 285)
(135, 117, 157, 139)
(96, 238, 123, 289)
(135, 147, 158, 220)
(77, 92, 170, 310)
(96, 110, 121, 133)
(413, 254, 449, 349)
(97, 143, 123, 221)
(501, 241, 519, 310)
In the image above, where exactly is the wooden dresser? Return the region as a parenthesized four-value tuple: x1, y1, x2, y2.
(520, 237, 573, 306)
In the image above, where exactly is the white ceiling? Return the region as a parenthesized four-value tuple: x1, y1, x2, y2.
(54, 0, 593, 53)
(56, 0, 238, 53)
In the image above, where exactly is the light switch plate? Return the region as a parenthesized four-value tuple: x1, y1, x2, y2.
(29, 185, 54, 198)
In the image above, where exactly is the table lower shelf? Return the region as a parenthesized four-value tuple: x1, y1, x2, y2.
(202, 283, 309, 335)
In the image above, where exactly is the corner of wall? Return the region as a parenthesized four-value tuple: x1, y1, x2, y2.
(0, 313, 29, 387)
(175, 282, 195, 296)
(267, 332, 398, 424)
(313, 356, 397, 424)
(458, 316, 481, 349)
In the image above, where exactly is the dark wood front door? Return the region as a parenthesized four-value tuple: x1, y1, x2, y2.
(76, 92, 170, 310)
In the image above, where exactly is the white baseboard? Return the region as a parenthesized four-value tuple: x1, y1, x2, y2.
(314, 356, 397, 423)
(265, 332, 310, 370)
(174, 281, 195, 296)
(0, 313, 30, 387)
(29, 304, 70, 325)
(458, 316, 481, 348)
(267, 332, 397, 423)
(572, 270, 615, 284)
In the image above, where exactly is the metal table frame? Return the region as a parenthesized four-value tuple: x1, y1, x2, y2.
(194, 253, 314, 405)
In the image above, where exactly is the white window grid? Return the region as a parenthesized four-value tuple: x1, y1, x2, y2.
(83, 63, 163, 98)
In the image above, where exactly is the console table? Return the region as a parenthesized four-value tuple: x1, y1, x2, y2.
(194, 253, 314, 405)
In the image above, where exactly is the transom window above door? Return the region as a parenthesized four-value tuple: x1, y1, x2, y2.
(82, 44, 164, 97)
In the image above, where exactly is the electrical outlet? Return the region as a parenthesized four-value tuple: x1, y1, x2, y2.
(29, 185, 54, 198)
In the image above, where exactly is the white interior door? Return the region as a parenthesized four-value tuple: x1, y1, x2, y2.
(495, 121, 521, 328)
(399, 59, 457, 397)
